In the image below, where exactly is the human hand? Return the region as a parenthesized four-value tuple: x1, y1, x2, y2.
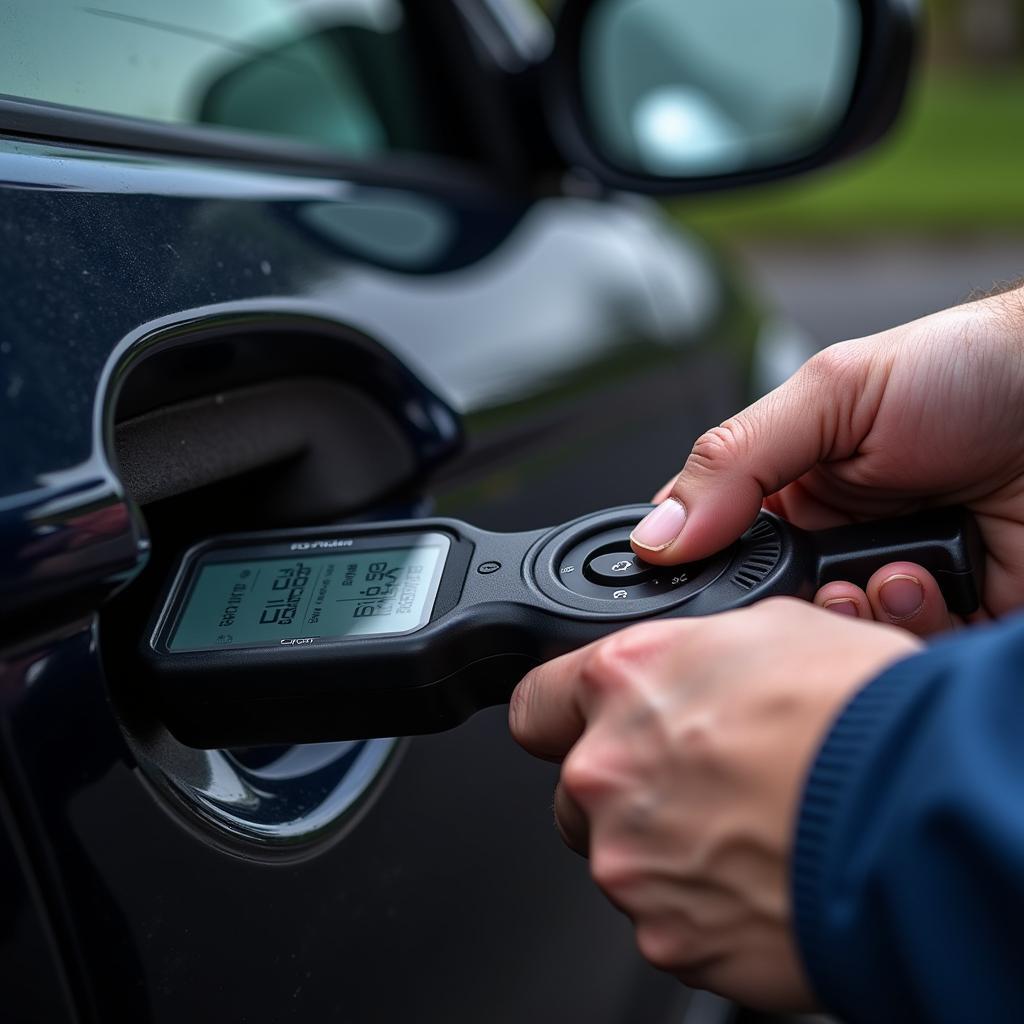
(630, 291, 1024, 628)
(510, 599, 921, 1010)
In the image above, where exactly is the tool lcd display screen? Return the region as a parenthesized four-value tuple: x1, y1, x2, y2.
(167, 541, 447, 652)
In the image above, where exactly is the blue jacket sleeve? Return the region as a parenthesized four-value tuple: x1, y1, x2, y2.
(792, 615, 1024, 1023)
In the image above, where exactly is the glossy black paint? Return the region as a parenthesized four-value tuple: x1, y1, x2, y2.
(0, 9, 776, 1024)
(0, 769, 76, 1023)
(0, 140, 755, 1022)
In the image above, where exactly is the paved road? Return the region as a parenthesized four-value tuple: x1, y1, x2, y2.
(735, 238, 1024, 350)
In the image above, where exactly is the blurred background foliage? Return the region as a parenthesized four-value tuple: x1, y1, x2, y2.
(672, 0, 1024, 239)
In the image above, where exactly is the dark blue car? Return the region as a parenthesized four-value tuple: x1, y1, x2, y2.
(0, 1, 913, 1021)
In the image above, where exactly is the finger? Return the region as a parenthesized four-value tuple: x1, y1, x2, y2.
(510, 622, 692, 760)
(554, 781, 589, 856)
(813, 581, 872, 619)
(508, 645, 593, 761)
(630, 346, 870, 565)
(865, 562, 955, 636)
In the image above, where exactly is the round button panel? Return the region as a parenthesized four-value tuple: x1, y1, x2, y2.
(557, 528, 708, 603)
(529, 504, 780, 618)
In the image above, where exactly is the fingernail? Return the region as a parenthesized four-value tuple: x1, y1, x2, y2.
(879, 574, 924, 619)
(823, 598, 860, 617)
(631, 498, 686, 551)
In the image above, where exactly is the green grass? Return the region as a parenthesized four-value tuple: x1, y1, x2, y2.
(671, 71, 1024, 239)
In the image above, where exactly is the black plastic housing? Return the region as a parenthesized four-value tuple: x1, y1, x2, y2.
(138, 504, 981, 748)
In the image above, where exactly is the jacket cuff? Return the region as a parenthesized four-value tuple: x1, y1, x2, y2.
(790, 652, 934, 1003)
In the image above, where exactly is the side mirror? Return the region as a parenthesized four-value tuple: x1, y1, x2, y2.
(544, 0, 917, 194)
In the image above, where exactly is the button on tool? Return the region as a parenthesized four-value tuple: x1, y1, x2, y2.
(585, 550, 654, 585)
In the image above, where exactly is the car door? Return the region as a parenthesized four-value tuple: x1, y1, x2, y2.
(0, 2, 759, 1022)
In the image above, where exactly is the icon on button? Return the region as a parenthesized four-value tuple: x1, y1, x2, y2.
(585, 551, 654, 586)
(613, 590, 628, 599)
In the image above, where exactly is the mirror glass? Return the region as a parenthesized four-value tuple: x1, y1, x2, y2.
(580, 0, 862, 177)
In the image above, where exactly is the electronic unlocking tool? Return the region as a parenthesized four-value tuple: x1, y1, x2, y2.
(141, 505, 983, 748)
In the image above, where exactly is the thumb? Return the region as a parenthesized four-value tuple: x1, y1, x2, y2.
(630, 349, 866, 565)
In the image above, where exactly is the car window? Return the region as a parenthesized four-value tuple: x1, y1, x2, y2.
(0, 0, 449, 157)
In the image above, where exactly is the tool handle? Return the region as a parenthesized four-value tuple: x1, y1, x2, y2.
(811, 507, 984, 615)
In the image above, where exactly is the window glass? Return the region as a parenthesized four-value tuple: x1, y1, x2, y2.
(581, 0, 860, 176)
(0, 0, 446, 157)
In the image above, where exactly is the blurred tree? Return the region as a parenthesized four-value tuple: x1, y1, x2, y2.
(927, 0, 1022, 66)
(960, 0, 1021, 64)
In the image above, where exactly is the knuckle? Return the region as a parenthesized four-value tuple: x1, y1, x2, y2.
(673, 713, 719, 768)
(560, 744, 615, 806)
(581, 622, 670, 688)
(798, 341, 866, 407)
(743, 596, 809, 632)
(636, 923, 696, 974)
(589, 846, 636, 898)
(803, 341, 852, 385)
(686, 420, 750, 475)
(579, 633, 641, 697)
(757, 594, 805, 616)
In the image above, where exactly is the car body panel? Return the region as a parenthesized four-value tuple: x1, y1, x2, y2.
(0, 771, 77, 1024)
(0, 9, 764, 1015)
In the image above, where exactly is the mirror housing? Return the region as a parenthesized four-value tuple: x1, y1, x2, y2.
(544, 0, 918, 194)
